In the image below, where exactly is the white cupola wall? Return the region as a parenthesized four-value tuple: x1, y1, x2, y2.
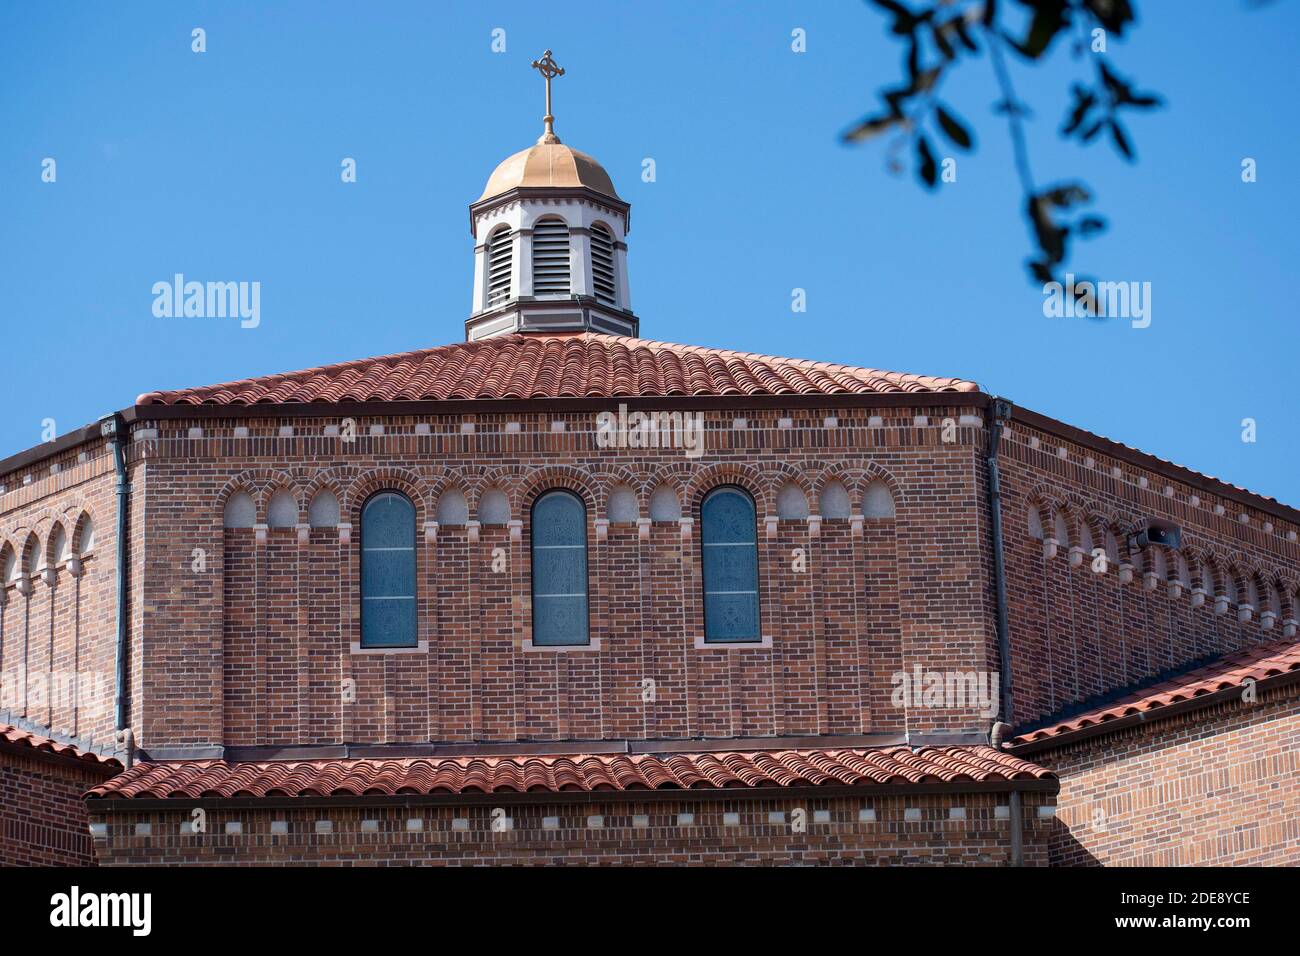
(470, 196, 632, 325)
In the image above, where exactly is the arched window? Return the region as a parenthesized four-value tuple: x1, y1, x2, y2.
(308, 490, 340, 528)
(820, 481, 851, 519)
(864, 481, 895, 518)
(49, 525, 69, 567)
(590, 223, 617, 306)
(701, 486, 760, 643)
(486, 226, 513, 308)
(1266, 581, 1283, 616)
(360, 491, 417, 648)
(77, 514, 96, 554)
(1, 546, 16, 585)
(1053, 512, 1070, 547)
(775, 482, 809, 520)
(1028, 504, 1044, 540)
(223, 491, 256, 529)
(608, 485, 638, 523)
(1224, 569, 1240, 604)
(649, 485, 681, 521)
(1078, 520, 1095, 556)
(1204, 562, 1221, 597)
(530, 490, 589, 646)
(1152, 548, 1168, 580)
(1104, 529, 1120, 565)
(436, 489, 468, 526)
(531, 218, 571, 296)
(267, 489, 297, 528)
(1246, 575, 1261, 611)
(480, 488, 510, 525)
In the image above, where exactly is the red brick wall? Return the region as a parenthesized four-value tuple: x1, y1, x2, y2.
(1031, 683, 1300, 866)
(86, 790, 1053, 866)
(0, 746, 117, 866)
(0, 442, 122, 746)
(998, 418, 1300, 728)
(131, 407, 996, 750)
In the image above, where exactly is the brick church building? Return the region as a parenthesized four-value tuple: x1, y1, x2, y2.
(2, 58, 1297, 867)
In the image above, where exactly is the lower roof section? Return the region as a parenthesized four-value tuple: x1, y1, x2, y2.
(1011, 637, 1300, 753)
(87, 745, 1053, 803)
(0, 721, 123, 772)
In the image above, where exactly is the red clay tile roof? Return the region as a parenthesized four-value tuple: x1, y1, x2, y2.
(0, 723, 123, 769)
(134, 333, 980, 406)
(87, 745, 1050, 800)
(1011, 638, 1300, 749)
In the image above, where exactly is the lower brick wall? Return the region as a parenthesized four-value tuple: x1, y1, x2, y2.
(1033, 684, 1300, 866)
(1, 747, 116, 866)
(87, 792, 1054, 866)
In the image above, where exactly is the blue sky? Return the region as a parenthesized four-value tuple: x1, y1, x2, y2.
(1, 2, 1296, 503)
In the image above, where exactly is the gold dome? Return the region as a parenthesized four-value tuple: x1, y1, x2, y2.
(477, 134, 621, 204)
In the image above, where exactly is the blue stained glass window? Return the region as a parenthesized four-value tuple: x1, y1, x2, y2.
(701, 486, 760, 643)
(531, 490, 589, 646)
(361, 491, 417, 648)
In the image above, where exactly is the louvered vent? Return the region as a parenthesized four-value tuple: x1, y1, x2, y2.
(532, 218, 571, 296)
(590, 224, 617, 306)
(486, 228, 512, 307)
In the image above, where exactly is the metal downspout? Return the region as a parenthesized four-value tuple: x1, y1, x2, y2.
(986, 397, 1015, 727)
(100, 413, 131, 766)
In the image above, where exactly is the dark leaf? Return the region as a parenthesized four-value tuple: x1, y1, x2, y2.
(871, 0, 932, 36)
(1084, 0, 1135, 36)
(916, 135, 938, 188)
(883, 87, 910, 117)
(1076, 215, 1107, 237)
(842, 113, 903, 143)
(983, 0, 998, 28)
(1098, 61, 1125, 98)
(1027, 196, 1068, 265)
(1042, 183, 1092, 208)
(935, 104, 974, 150)
(1028, 259, 1056, 284)
(1015, 1, 1071, 59)
(1108, 118, 1134, 160)
(1126, 93, 1162, 108)
(910, 66, 942, 95)
(1060, 84, 1097, 135)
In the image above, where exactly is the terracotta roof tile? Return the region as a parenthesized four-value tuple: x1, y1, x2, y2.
(87, 745, 1050, 800)
(134, 333, 980, 406)
(0, 723, 123, 769)
(1011, 637, 1300, 748)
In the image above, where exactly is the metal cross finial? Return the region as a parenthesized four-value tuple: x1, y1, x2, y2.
(530, 49, 565, 143)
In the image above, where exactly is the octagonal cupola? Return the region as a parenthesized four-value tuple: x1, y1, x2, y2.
(467, 50, 636, 341)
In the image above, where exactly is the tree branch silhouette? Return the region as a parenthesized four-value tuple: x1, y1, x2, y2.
(843, 0, 1163, 302)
